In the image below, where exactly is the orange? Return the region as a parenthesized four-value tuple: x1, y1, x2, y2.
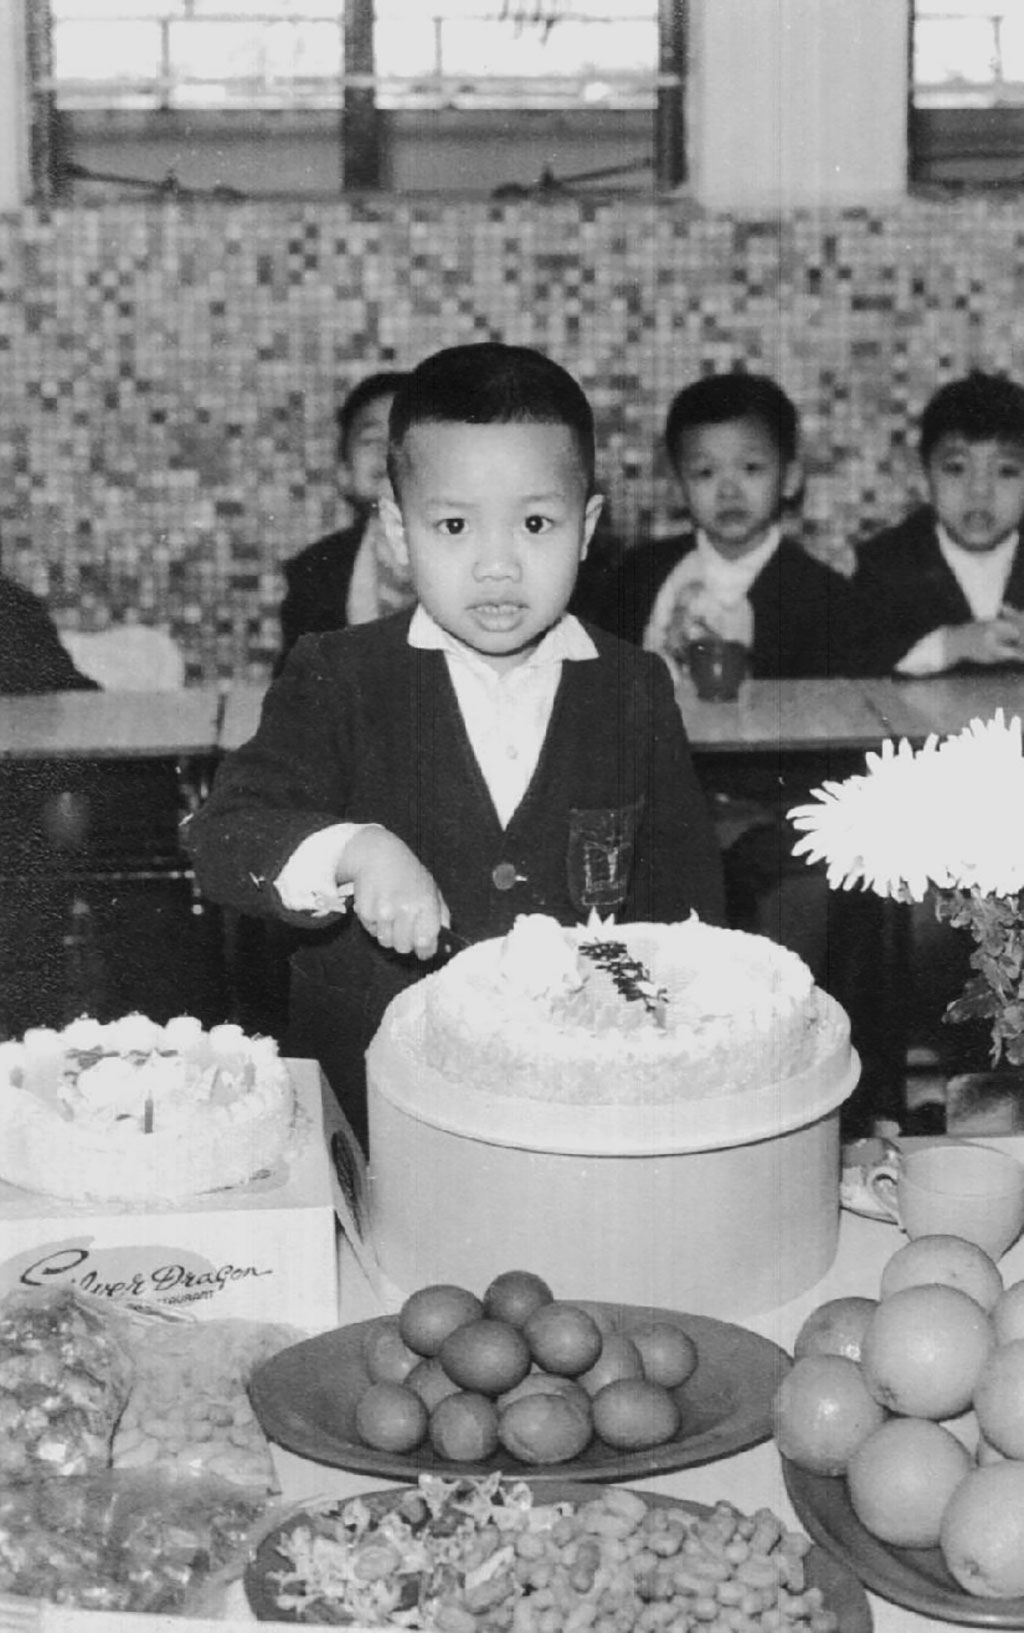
(406, 1356, 462, 1411)
(398, 1284, 484, 1357)
(363, 1316, 419, 1386)
(991, 1280, 1024, 1344)
(428, 1392, 500, 1462)
(437, 1319, 531, 1396)
(577, 1334, 646, 1397)
(627, 1322, 699, 1389)
(498, 1391, 592, 1464)
(847, 1418, 971, 1548)
(880, 1234, 1003, 1312)
(860, 1284, 994, 1418)
(941, 1463, 1024, 1596)
(482, 1270, 554, 1328)
(771, 1355, 886, 1476)
(591, 1379, 681, 1451)
(793, 1297, 878, 1364)
(523, 1302, 603, 1377)
(972, 1338, 1024, 1457)
(354, 1381, 428, 1453)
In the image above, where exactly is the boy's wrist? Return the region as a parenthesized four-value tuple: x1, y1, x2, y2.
(337, 823, 390, 883)
(275, 822, 383, 912)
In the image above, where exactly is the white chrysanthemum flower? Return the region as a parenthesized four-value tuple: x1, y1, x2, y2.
(789, 711, 1024, 901)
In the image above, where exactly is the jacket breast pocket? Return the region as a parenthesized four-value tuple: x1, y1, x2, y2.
(567, 800, 644, 916)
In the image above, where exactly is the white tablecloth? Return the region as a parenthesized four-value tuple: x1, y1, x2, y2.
(22, 1192, 1024, 1632)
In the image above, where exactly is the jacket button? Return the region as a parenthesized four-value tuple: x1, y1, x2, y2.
(491, 861, 519, 891)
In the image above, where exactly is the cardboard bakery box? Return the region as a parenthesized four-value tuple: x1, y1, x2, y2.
(0, 1060, 340, 1333)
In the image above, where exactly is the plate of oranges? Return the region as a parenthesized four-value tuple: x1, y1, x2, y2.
(249, 1270, 791, 1482)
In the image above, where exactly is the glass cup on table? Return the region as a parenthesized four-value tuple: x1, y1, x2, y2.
(686, 634, 751, 702)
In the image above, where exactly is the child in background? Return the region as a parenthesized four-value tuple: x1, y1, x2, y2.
(278, 370, 411, 662)
(187, 343, 724, 1148)
(852, 371, 1024, 676)
(600, 372, 858, 929)
(592, 373, 897, 1126)
(602, 372, 858, 676)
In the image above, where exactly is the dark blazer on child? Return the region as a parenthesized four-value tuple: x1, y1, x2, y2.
(278, 521, 364, 665)
(0, 575, 98, 695)
(602, 534, 859, 678)
(851, 505, 1024, 676)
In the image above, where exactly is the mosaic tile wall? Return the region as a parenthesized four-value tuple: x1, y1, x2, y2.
(2, 195, 1024, 683)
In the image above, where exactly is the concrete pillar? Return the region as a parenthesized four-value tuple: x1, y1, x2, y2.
(0, 0, 30, 209)
(688, 0, 910, 207)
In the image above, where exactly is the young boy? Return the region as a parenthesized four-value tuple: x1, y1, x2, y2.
(604, 372, 857, 675)
(278, 370, 411, 662)
(852, 371, 1024, 676)
(187, 344, 724, 1147)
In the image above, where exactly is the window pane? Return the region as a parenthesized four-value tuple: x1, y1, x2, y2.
(51, 0, 183, 16)
(914, 3, 1024, 106)
(53, 21, 164, 83)
(51, 3, 658, 111)
(168, 17, 341, 102)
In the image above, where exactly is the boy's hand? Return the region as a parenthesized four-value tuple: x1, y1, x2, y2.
(947, 615, 1024, 667)
(341, 826, 449, 959)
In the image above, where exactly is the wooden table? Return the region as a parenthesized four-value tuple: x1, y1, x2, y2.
(676, 672, 1024, 756)
(860, 672, 1024, 747)
(2, 675, 1020, 763)
(0, 688, 223, 760)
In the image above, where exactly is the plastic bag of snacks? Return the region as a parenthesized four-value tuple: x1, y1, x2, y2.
(0, 1286, 134, 1481)
(113, 1317, 301, 1491)
(0, 1467, 269, 1614)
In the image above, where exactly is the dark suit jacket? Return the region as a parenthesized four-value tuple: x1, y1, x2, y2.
(187, 611, 724, 1055)
(599, 534, 859, 678)
(0, 575, 97, 695)
(278, 521, 364, 666)
(851, 506, 1024, 676)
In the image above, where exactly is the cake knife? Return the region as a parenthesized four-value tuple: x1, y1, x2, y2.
(316, 891, 468, 962)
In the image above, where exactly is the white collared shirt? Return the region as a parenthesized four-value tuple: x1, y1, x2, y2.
(642, 525, 781, 654)
(895, 524, 1019, 676)
(274, 607, 598, 911)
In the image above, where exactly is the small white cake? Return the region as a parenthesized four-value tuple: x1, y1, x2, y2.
(418, 913, 829, 1104)
(0, 1015, 295, 1203)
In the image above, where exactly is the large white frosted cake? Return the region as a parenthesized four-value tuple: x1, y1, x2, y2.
(417, 913, 831, 1104)
(0, 1015, 295, 1204)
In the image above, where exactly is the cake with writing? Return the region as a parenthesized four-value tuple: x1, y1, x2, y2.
(414, 913, 835, 1104)
(0, 1015, 295, 1203)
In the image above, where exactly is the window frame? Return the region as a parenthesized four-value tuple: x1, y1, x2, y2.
(909, 1, 1024, 187)
(33, 1, 688, 199)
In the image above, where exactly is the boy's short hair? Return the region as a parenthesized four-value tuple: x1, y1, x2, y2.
(919, 371, 1024, 464)
(664, 372, 800, 466)
(336, 371, 408, 461)
(388, 343, 596, 493)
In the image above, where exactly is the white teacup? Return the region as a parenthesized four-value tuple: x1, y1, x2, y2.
(867, 1140, 1024, 1260)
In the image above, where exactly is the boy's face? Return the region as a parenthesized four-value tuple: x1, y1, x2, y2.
(925, 434, 1024, 553)
(341, 393, 395, 509)
(382, 420, 602, 672)
(670, 416, 800, 560)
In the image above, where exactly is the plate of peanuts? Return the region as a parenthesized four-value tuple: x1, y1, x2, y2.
(243, 1473, 872, 1630)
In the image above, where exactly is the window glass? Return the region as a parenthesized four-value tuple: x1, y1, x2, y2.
(914, 1, 1024, 107)
(49, 3, 658, 111)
